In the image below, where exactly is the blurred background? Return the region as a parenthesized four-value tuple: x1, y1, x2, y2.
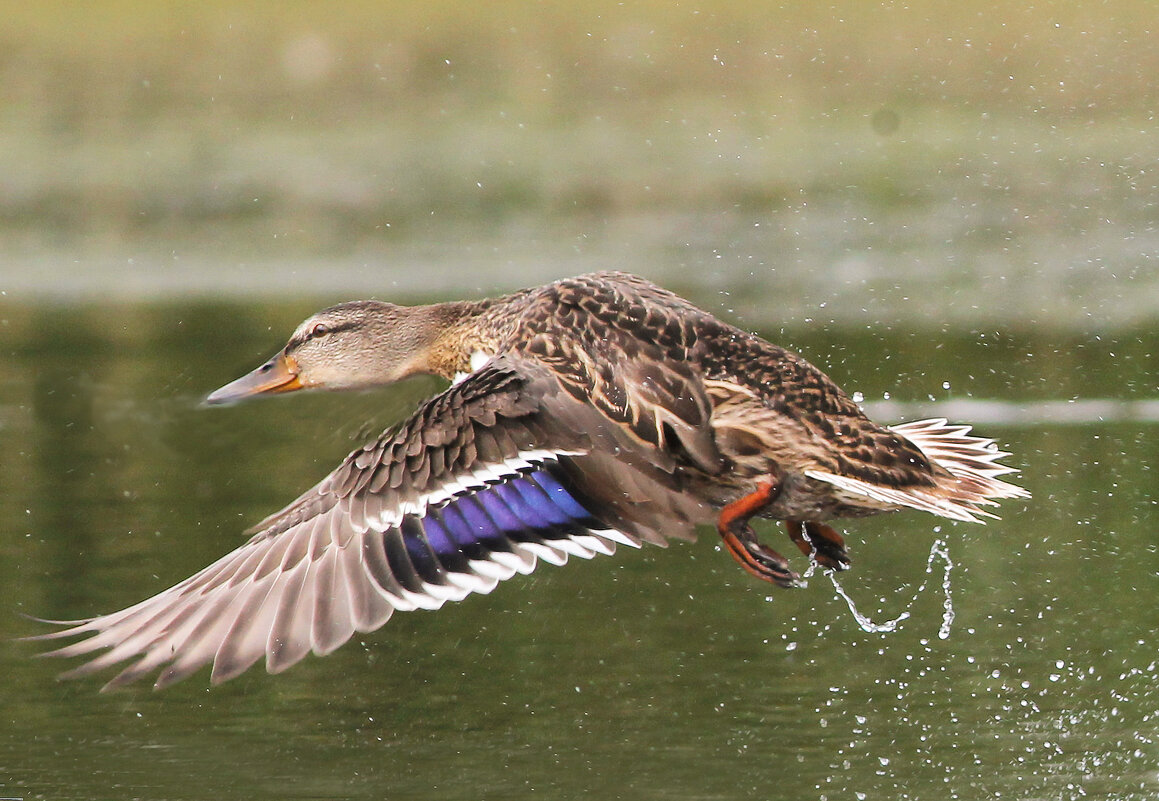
(2, 3, 1157, 800)
(1, 0, 1156, 319)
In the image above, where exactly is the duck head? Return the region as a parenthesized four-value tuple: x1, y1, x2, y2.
(205, 300, 462, 405)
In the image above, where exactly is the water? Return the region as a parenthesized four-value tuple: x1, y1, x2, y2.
(2, 298, 1156, 800)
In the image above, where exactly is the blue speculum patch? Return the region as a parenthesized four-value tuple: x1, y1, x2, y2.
(398, 467, 604, 579)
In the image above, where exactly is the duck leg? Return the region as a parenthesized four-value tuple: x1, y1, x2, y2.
(785, 520, 851, 571)
(716, 480, 802, 588)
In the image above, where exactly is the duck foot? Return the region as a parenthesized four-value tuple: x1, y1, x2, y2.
(717, 481, 802, 588)
(785, 520, 851, 571)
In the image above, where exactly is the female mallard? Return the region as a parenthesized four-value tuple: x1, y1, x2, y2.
(36, 272, 1027, 689)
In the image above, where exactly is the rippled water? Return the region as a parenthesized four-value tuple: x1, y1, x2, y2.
(2, 296, 1155, 800)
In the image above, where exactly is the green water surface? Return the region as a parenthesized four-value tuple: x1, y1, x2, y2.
(1, 299, 1155, 800)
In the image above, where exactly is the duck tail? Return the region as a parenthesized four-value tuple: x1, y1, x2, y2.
(889, 417, 1031, 519)
(805, 418, 1029, 523)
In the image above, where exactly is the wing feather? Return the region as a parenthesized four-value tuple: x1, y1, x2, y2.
(32, 356, 690, 688)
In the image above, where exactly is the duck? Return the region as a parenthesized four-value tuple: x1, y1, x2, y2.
(34, 272, 1028, 690)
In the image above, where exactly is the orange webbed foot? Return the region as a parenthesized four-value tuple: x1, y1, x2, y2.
(785, 520, 851, 571)
(716, 481, 802, 588)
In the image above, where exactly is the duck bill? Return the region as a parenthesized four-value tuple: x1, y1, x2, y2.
(204, 353, 304, 406)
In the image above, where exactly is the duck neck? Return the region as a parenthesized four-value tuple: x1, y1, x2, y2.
(420, 299, 501, 379)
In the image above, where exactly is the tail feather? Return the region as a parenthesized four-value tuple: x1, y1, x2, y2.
(806, 418, 1030, 523)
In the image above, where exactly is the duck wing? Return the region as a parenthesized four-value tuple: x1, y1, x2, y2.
(513, 272, 726, 476)
(31, 356, 708, 690)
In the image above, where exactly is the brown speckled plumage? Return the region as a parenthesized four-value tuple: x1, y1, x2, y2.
(31, 272, 1028, 689)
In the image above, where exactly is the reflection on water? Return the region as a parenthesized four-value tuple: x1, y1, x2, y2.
(1, 298, 1156, 800)
(865, 398, 1159, 425)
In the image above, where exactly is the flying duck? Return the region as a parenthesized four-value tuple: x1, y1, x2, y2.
(34, 272, 1028, 689)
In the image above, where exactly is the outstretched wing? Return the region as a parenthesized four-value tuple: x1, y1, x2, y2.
(32, 356, 703, 690)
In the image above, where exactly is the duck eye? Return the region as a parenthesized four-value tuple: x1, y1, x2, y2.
(309, 323, 329, 339)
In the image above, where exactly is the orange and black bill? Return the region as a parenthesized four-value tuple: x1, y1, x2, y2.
(204, 353, 303, 406)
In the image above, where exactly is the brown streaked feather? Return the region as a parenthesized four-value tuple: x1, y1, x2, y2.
(489, 274, 1024, 522)
(693, 324, 938, 486)
(499, 274, 723, 476)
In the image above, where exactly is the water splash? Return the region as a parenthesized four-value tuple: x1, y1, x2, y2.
(829, 574, 911, 633)
(931, 539, 955, 639)
(825, 536, 955, 637)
